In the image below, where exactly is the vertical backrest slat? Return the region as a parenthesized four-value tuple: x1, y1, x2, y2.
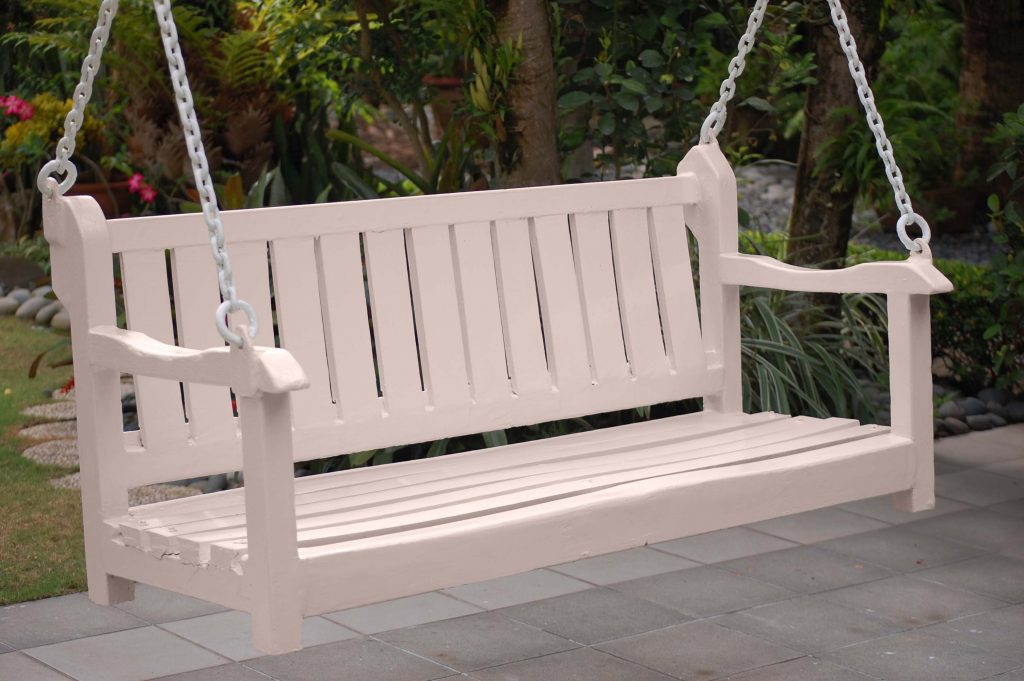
(170, 245, 235, 442)
(451, 221, 511, 405)
(407, 225, 471, 409)
(570, 211, 629, 384)
(228, 240, 275, 349)
(650, 205, 705, 377)
(318, 233, 381, 423)
(269, 237, 335, 428)
(120, 249, 188, 447)
(609, 208, 670, 379)
(491, 218, 550, 396)
(363, 229, 424, 416)
(531, 215, 591, 392)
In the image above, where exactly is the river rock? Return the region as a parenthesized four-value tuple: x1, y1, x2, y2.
(942, 417, 970, 435)
(989, 413, 1007, 428)
(987, 401, 1009, 420)
(35, 300, 62, 325)
(938, 401, 965, 419)
(1008, 401, 1024, 423)
(15, 296, 49, 319)
(201, 473, 228, 494)
(978, 387, 1011, 405)
(0, 297, 18, 315)
(50, 309, 71, 329)
(965, 414, 994, 431)
(31, 284, 52, 298)
(7, 288, 30, 304)
(958, 397, 988, 417)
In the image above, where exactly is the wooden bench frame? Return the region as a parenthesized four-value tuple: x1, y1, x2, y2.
(45, 143, 952, 654)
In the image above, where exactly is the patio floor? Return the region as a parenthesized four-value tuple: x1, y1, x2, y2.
(1, 425, 1022, 681)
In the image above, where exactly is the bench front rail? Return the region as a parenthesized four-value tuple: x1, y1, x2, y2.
(44, 144, 951, 653)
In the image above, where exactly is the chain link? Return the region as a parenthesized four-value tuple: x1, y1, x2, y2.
(700, 0, 930, 252)
(152, 0, 257, 346)
(36, 0, 119, 197)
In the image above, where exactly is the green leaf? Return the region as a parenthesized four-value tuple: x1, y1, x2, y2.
(594, 62, 613, 80)
(639, 49, 665, 68)
(598, 112, 616, 136)
(558, 90, 592, 110)
(621, 79, 647, 95)
(987, 194, 1001, 213)
(742, 96, 775, 113)
(643, 95, 664, 113)
(482, 430, 508, 447)
(984, 324, 1002, 340)
(614, 92, 639, 113)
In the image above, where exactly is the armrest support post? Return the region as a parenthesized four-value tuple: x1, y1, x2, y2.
(238, 391, 303, 653)
(888, 293, 935, 512)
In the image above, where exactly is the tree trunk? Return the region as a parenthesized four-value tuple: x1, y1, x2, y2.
(787, 1, 883, 268)
(946, 0, 1024, 231)
(490, 0, 561, 187)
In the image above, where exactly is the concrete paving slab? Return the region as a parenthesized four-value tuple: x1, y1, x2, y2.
(160, 611, 358, 661)
(246, 637, 454, 681)
(378, 611, 576, 672)
(550, 547, 698, 585)
(713, 595, 905, 654)
(25, 626, 226, 681)
(442, 569, 589, 610)
(652, 527, 797, 563)
(596, 620, 800, 680)
(817, 525, 986, 572)
(747, 507, 887, 544)
(719, 545, 894, 594)
(499, 587, 688, 645)
(468, 645, 675, 681)
(823, 629, 1019, 681)
(613, 566, 794, 618)
(323, 592, 481, 635)
(0, 594, 146, 649)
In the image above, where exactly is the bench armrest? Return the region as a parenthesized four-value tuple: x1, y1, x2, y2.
(719, 253, 953, 295)
(88, 326, 309, 397)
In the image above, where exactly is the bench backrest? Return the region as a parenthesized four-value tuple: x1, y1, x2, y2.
(58, 163, 734, 488)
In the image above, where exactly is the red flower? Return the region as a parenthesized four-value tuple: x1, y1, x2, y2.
(128, 172, 146, 193)
(139, 185, 158, 203)
(2, 95, 34, 121)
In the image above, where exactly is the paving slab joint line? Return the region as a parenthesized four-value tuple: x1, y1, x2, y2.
(9, 651, 80, 681)
(364, 631, 472, 676)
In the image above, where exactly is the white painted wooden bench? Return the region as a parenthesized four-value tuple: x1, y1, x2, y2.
(37, 0, 952, 655)
(44, 142, 952, 654)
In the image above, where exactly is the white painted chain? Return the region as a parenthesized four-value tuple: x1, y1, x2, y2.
(152, 0, 257, 346)
(36, 0, 119, 197)
(700, 0, 931, 253)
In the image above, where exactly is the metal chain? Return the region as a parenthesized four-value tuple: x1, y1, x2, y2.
(700, 0, 931, 253)
(36, 0, 119, 197)
(152, 0, 258, 347)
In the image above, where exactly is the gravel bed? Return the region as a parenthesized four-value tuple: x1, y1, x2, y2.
(21, 401, 78, 421)
(19, 421, 76, 440)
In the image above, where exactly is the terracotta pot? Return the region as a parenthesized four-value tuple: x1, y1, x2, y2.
(66, 180, 134, 219)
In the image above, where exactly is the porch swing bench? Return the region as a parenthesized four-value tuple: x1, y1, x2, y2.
(42, 0, 952, 655)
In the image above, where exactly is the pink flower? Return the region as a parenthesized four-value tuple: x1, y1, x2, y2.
(128, 172, 145, 193)
(139, 185, 158, 203)
(2, 95, 34, 121)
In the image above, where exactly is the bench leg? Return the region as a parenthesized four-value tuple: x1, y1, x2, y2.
(251, 605, 302, 655)
(88, 572, 135, 606)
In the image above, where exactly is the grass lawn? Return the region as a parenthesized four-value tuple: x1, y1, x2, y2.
(0, 316, 85, 605)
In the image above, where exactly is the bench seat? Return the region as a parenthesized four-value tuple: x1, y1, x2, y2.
(111, 411, 894, 574)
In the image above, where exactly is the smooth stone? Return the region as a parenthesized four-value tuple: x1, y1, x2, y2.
(987, 401, 1009, 420)
(938, 401, 965, 420)
(989, 413, 1007, 428)
(965, 414, 994, 431)
(50, 309, 71, 329)
(958, 397, 988, 417)
(35, 300, 63, 325)
(942, 417, 970, 435)
(0, 297, 18, 315)
(978, 387, 1011, 405)
(201, 473, 228, 494)
(1008, 401, 1024, 423)
(31, 284, 53, 298)
(7, 287, 30, 304)
(15, 296, 49, 319)
(933, 384, 947, 397)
